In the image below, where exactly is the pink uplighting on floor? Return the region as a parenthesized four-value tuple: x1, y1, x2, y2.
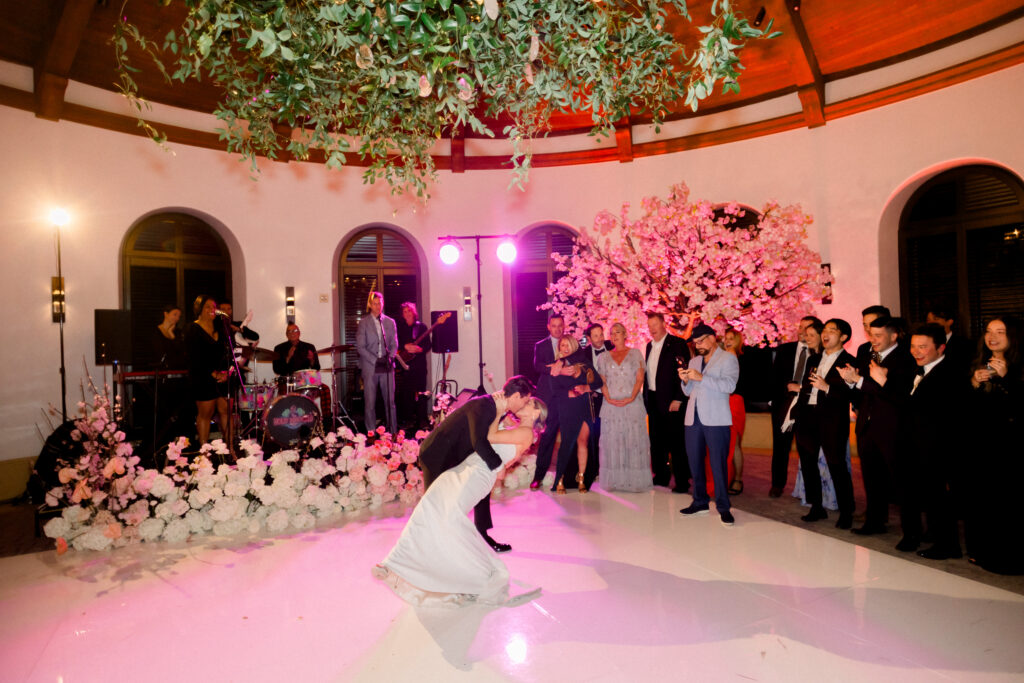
(1, 488, 1022, 681)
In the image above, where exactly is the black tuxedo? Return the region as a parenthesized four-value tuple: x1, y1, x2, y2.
(770, 341, 808, 489)
(531, 336, 562, 485)
(418, 395, 501, 532)
(792, 348, 856, 514)
(941, 334, 973, 383)
(644, 334, 691, 488)
(851, 343, 917, 527)
(898, 358, 960, 551)
(563, 340, 614, 489)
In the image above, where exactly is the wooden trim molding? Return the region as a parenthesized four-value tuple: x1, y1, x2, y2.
(1, 41, 1022, 172)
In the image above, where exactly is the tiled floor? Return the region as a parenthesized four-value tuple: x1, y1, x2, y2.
(2, 487, 1022, 682)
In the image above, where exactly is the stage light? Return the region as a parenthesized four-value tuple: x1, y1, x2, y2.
(495, 238, 517, 264)
(439, 240, 462, 265)
(49, 207, 70, 228)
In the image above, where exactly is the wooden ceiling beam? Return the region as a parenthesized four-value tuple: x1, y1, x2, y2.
(272, 122, 293, 163)
(614, 119, 634, 163)
(450, 129, 465, 173)
(33, 0, 96, 121)
(767, 0, 826, 128)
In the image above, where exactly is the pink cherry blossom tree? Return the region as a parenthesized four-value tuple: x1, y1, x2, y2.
(545, 182, 830, 346)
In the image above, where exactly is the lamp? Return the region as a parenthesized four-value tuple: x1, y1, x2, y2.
(439, 240, 462, 265)
(438, 234, 517, 394)
(285, 286, 296, 324)
(50, 207, 70, 422)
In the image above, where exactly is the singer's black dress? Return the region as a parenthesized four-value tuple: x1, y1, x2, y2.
(184, 322, 232, 401)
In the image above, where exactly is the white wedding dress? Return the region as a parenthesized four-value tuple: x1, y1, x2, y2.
(374, 442, 518, 606)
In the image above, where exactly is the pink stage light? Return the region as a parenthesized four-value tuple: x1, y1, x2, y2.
(439, 241, 461, 265)
(495, 239, 517, 264)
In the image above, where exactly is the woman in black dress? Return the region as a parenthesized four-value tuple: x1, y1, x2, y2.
(153, 305, 188, 369)
(550, 334, 603, 493)
(965, 317, 1023, 574)
(184, 295, 232, 446)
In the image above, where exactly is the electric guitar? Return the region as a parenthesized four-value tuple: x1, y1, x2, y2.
(398, 312, 452, 364)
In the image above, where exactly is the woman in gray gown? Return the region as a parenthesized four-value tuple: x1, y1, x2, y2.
(595, 323, 652, 492)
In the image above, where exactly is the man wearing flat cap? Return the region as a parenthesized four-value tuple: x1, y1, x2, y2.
(677, 324, 740, 526)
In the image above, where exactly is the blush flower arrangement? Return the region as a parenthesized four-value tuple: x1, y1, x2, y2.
(43, 389, 532, 552)
(545, 182, 831, 345)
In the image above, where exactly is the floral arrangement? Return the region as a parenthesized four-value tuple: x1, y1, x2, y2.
(113, 0, 778, 195)
(43, 391, 534, 553)
(545, 182, 831, 346)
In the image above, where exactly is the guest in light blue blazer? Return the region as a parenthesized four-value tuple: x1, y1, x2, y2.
(356, 290, 399, 434)
(678, 324, 740, 526)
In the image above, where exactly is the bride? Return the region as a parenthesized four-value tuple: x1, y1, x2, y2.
(374, 398, 547, 606)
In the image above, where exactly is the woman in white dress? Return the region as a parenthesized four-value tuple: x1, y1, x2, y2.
(373, 398, 547, 606)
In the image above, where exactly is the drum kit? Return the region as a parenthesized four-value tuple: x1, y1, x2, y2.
(236, 343, 355, 448)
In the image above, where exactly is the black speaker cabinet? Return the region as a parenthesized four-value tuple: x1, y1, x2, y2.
(430, 310, 458, 353)
(94, 309, 132, 365)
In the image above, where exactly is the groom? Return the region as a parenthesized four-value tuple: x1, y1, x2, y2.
(417, 375, 536, 553)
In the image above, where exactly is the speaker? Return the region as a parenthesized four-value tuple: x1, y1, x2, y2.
(95, 309, 132, 365)
(430, 310, 458, 353)
(449, 388, 478, 412)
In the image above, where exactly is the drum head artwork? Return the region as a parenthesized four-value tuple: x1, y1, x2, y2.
(264, 394, 320, 447)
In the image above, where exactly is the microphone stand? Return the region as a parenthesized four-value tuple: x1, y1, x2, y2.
(152, 353, 167, 460)
(218, 313, 243, 462)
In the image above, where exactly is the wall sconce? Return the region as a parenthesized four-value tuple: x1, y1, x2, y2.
(463, 286, 472, 321)
(51, 276, 65, 323)
(285, 286, 296, 324)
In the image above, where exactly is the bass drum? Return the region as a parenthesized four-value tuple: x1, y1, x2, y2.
(263, 394, 320, 448)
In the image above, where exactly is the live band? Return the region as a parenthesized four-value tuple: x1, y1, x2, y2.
(124, 291, 433, 454)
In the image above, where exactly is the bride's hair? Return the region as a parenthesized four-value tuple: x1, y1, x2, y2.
(528, 398, 548, 436)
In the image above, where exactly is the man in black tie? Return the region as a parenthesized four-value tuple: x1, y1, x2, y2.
(926, 306, 972, 382)
(530, 313, 565, 489)
(855, 305, 891, 367)
(563, 323, 614, 490)
(792, 318, 857, 527)
(902, 323, 962, 560)
(643, 312, 691, 492)
(769, 315, 821, 497)
(839, 316, 916, 540)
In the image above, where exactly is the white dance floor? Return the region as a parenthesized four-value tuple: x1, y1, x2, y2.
(2, 488, 1022, 682)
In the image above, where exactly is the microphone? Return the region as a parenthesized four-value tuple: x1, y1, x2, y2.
(214, 309, 229, 316)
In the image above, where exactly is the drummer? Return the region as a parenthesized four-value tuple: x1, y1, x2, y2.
(272, 324, 321, 376)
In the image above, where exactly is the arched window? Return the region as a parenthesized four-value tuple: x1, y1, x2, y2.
(510, 224, 577, 381)
(713, 204, 762, 231)
(900, 165, 1024, 338)
(121, 212, 231, 369)
(337, 227, 422, 404)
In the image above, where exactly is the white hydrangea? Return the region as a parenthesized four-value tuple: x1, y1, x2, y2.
(210, 496, 248, 522)
(62, 505, 92, 525)
(224, 471, 251, 498)
(43, 516, 71, 539)
(171, 499, 190, 517)
(266, 508, 290, 533)
(71, 528, 113, 552)
(247, 518, 262, 534)
(212, 518, 247, 537)
(188, 488, 213, 509)
(162, 518, 190, 543)
(289, 509, 315, 530)
(185, 509, 213, 533)
(301, 458, 336, 481)
(138, 518, 166, 542)
(150, 474, 177, 498)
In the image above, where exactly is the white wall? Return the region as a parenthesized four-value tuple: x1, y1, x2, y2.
(2, 62, 1024, 462)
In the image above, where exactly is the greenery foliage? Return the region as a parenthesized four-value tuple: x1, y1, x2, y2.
(115, 0, 778, 195)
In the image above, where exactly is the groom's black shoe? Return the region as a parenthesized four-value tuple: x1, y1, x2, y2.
(482, 533, 511, 553)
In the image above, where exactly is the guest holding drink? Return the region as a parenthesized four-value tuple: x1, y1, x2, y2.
(595, 323, 651, 492)
(550, 335, 603, 493)
(965, 317, 1023, 574)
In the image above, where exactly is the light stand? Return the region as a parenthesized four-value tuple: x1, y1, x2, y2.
(438, 235, 517, 395)
(50, 210, 70, 423)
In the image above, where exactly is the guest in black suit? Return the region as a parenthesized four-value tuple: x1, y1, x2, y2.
(530, 313, 565, 489)
(417, 375, 536, 553)
(902, 323, 962, 560)
(839, 316, 917, 541)
(792, 318, 857, 527)
(855, 305, 891, 367)
(768, 315, 821, 497)
(644, 312, 693, 492)
(550, 335, 604, 492)
(563, 323, 614, 490)
(965, 317, 1023, 574)
(395, 302, 431, 431)
(926, 306, 973, 382)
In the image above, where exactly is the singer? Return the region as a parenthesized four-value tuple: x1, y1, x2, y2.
(185, 295, 234, 445)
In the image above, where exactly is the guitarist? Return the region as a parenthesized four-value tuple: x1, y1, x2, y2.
(396, 302, 431, 431)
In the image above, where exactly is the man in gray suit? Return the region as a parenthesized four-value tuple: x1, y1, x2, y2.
(356, 290, 399, 434)
(677, 324, 740, 526)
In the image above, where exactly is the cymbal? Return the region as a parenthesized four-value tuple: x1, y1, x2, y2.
(317, 344, 354, 354)
(242, 346, 280, 362)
